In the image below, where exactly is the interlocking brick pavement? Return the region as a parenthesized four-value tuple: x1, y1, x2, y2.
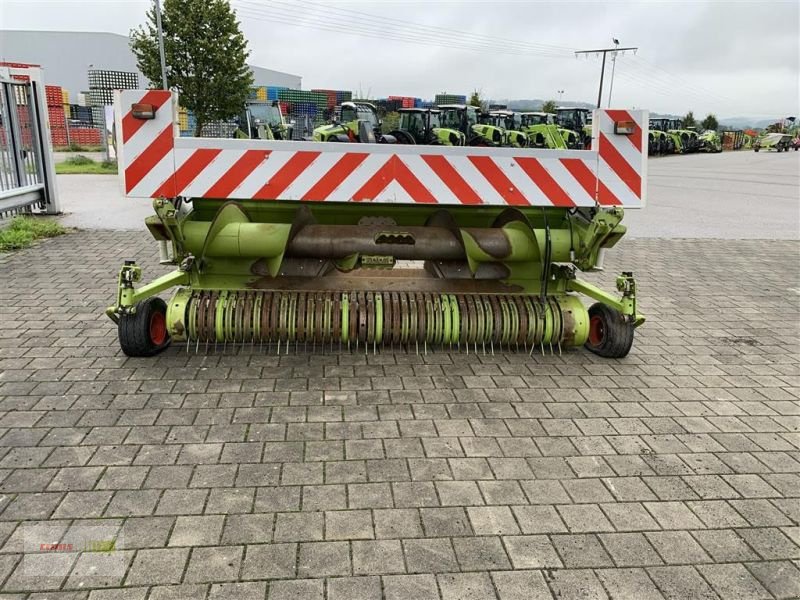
(0, 231, 798, 599)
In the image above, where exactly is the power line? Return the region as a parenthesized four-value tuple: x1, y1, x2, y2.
(575, 46, 638, 108)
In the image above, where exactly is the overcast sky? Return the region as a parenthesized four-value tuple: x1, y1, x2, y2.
(2, 0, 798, 118)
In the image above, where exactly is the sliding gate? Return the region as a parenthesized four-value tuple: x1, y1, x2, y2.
(0, 63, 60, 216)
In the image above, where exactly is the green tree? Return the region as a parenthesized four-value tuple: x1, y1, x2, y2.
(468, 90, 488, 111)
(700, 113, 718, 131)
(541, 100, 557, 113)
(381, 111, 400, 134)
(681, 111, 696, 128)
(130, 0, 253, 136)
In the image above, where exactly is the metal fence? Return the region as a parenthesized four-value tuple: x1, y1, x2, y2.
(0, 65, 59, 216)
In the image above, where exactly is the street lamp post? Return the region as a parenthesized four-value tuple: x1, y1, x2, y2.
(557, 89, 565, 103)
(607, 38, 620, 107)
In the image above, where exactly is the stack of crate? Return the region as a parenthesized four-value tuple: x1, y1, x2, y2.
(45, 85, 68, 147)
(312, 89, 353, 109)
(435, 93, 467, 105)
(388, 95, 415, 108)
(278, 89, 328, 134)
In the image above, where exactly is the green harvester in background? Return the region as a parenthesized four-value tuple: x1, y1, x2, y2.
(520, 112, 568, 149)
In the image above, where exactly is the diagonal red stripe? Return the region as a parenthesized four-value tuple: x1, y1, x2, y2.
(124, 125, 174, 194)
(153, 148, 221, 198)
(560, 158, 621, 206)
(301, 152, 368, 201)
(605, 109, 642, 152)
(121, 90, 172, 144)
(467, 156, 529, 206)
(204, 150, 270, 198)
(353, 155, 436, 203)
(599, 133, 641, 197)
(253, 151, 321, 200)
(514, 157, 575, 207)
(421, 155, 482, 205)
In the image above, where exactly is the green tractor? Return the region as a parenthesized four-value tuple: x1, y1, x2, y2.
(649, 119, 681, 154)
(240, 101, 293, 140)
(556, 107, 592, 149)
(389, 108, 465, 146)
(313, 101, 396, 143)
(479, 110, 529, 147)
(697, 129, 722, 153)
(438, 104, 495, 146)
(667, 119, 701, 153)
(520, 112, 567, 149)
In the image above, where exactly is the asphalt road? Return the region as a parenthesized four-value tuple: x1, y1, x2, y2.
(55, 150, 800, 239)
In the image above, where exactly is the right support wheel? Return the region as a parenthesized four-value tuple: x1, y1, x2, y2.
(584, 302, 634, 358)
(118, 297, 170, 357)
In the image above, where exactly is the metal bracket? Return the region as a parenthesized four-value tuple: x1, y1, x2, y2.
(567, 271, 645, 326)
(105, 262, 189, 323)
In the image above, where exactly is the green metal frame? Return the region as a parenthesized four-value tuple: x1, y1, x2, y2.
(106, 198, 644, 347)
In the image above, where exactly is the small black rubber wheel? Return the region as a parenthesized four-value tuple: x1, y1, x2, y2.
(584, 302, 634, 358)
(118, 297, 170, 357)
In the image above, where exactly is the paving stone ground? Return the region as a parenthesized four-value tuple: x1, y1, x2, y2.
(0, 231, 798, 600)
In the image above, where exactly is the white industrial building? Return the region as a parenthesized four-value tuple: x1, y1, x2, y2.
(0, 30, 302, 99)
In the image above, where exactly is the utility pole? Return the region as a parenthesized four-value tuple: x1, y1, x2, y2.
(607, 38, 620, 107)
(575, 44, 637, 108)
(154, 0, 168, 90)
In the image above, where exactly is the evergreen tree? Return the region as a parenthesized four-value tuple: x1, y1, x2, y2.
(131, 0, 254, 136)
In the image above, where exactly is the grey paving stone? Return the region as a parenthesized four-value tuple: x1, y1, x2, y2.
(551, 534, 614, 568)
(420, 508, 473, 537)
(267, 578, 323, 600)
(596, 567, 666, 600)
(208, 582, 266, 600)
(273, 511, 324, 542)
(183, 545, 243, 583)
(438, 572, 498, 600)
(491, 569, 552, 600)
(383, 574, 440, 600)
(467, 507, 520, 535)
(647, 566, 720, 600)
(452, 536, 511, 570)
(645, 531, 712, 564)
(502, 535, 562, 568)
(241, 543, 296, 579)
(511, 505, 566, 534)
(168, 515, 224, 547)
(746, 561, 800, 600)
(327, 576, 382, 600)
(692, 529, 760, 562)
(403, 538, 459, 573)
(352, 540, 405, 575)
(548, 569, 608, 600)
(698, 563, 771, 600)
(65, 550, 134, 589)
(125, 547, 188, 585)
(325, 510, 374, 541)
(600, 533, 664, 567)
(374, 508, 423, 539)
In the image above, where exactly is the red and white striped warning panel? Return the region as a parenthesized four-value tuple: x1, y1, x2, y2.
(115, 90, 647, 208)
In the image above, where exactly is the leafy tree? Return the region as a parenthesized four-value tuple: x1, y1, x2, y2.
(381, 111, 400, 134)
(468, 90, 483, 108)
(700, 114, 718, 131)
(681, 111, 696, 128)
(131, 0, 253, 136)
(541, 100, 557, 113)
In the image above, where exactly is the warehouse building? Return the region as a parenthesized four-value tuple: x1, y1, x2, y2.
(0, 30, 302, 99)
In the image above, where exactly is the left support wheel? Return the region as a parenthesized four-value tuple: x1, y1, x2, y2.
(118, 297, 171, 357)
(584, 302, 634, 358)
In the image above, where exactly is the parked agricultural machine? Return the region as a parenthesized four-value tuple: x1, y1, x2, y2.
(389, 108, 465, 146)
(520, 112, 567, 149)
(312, 101, 396, 143)
(556, 107, 592, 149)
(108, 90, 648, 360)
(438, 104, 496, 146)
(480, 110, 529, 148)
(697, 129, 722, 153)
(753, 133, 794, 152)
(241, 101, 292, 140)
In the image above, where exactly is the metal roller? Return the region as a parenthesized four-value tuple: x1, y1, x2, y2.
(173, 289, 589, 351)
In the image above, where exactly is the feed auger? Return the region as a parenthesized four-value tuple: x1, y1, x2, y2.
(107, 91, 647, 358)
